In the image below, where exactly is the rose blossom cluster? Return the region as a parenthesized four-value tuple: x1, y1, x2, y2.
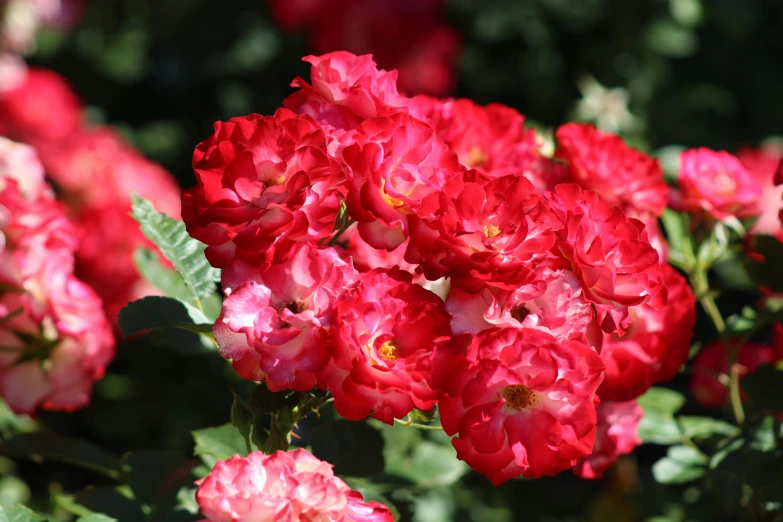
(182, 51, 700, 485)
(265, 0, 460, 96)
(0, 0, 82, 92)
(0, 137, 114, 415)
(0, 67, 182, 323)
(196, 449, 392, 522)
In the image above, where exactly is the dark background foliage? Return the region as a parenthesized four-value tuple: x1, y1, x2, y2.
(8, 0, 783, 520)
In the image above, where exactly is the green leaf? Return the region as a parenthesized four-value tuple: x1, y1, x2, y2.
(678, 416, 739, 440)
(638, 387, 686, 414)
(230, 390, 253, 454)
(0, 504, 46, 522)
(265, 409, 294, 454)
(130, 194, 220, 306)
(192, 424, 249, 468)
(133, 248, 222, 321)
(638, 387, 687, 445)
(2, 432, 122, 480)
(652, 445, 707, 484)
(745, 235, 783, 292)
(311, 420, 385, 477)
(118, 296, 216, 355)
(743, 365, 783, 412)
(388, 440, 468, 487)
(0, 400, 38, 439)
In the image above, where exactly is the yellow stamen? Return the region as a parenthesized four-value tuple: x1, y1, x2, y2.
(483, 224, 501, 238)
(502, 385, 539, 410)
(263, 175, 286, 187)
(379, 340, 399, 361)
(467, 146, 489, 169)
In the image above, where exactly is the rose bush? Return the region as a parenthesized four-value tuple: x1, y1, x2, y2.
(2, 4, 783, 519)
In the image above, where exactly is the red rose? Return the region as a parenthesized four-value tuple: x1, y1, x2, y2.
(439, 327, 604, 483)
(321, 268, 451, 424)
(214, 242, 358, 392)
(555, 123, 667, 217)
(548, 184, 667, 334)
(406, 172, 560, 291)
(342, 112, 460, 250)
(182, 110, 343, 268)
(196, 449, 392, 522)
(598, 265, 696, 401)
(674, 148, 763, 221)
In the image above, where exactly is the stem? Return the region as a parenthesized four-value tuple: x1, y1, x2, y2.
(328, 219, 354, 246)
(393, 418, 443, 431)
(699, 291, 727, 335)
(729, 363, 746, 426)
(683, 235, 744, 424)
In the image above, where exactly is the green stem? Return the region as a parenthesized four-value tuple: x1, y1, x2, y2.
(683, 235, 744, 425)
(394, 418, 443, 431)
(328, 219, 354, 246)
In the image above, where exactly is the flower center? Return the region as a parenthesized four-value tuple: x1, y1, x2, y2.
(483, 224, 501, 238)
(510, 304, 530, 323)
(283, 300, 306, 314)
(263, 175, 286, 187)
(713, 172, 736, 196)
(502, 385, 539, 411)
(467, 146, 489, 169)
(379, 340, 399, 361)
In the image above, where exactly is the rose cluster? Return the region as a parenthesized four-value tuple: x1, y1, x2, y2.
(0, 67, 182, 323)
(196, 449, 392, 522)
(265, 0, 460, 96)
(180, 51, 706, 485)
(0, 137, 114, 415)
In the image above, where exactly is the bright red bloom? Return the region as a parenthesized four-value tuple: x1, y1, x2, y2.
(438, 327, 604, 484)
(286, 52, 407, 123)
(554, 123, 667, 217)
(690, 339, 780, 408)
(675, 148, 763, 221)
(182, 110, 343, 268)
(0, 68, 82, 142)
(342, 112, 461, 250)
(0, 166, 113, 415)
(598, 265, 696, 401)
(214, 242, 358, 392)
(410, 96, 561, 190)
(406, 172, 560, 291)
(737, 144, 783, 241)
(547, 184, 667, 334)
(195, 449, 392, 522)
(445, 268, 601, 351)
(321, 268, 451, 424)
(573, 400, 642, 479)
